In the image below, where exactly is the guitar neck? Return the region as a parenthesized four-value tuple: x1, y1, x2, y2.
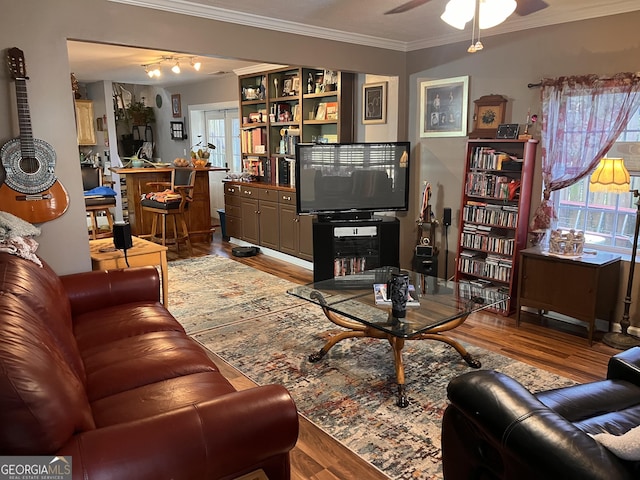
(14, 78, 35, 159)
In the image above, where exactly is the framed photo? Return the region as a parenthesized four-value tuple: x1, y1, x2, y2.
(362, 81, 387, 125)
(171, 94, 181, 118)
(419, 76, 469, 137)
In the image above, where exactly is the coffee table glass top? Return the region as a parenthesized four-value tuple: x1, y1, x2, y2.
(287, 267, 509, 338)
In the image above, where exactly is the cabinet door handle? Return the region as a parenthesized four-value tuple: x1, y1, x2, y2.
(244, 190, 252, 195)
(283, 195, 291, 201)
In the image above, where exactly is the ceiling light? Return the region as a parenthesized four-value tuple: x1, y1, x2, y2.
(191, 58, 201, 71)
(172, 61, 181, 74)
(441, 0, 516, 30)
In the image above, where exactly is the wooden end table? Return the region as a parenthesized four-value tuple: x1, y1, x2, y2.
(89, 236, 169, 306)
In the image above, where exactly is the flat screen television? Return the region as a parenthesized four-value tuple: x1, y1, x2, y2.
(295, 141, 410, 221)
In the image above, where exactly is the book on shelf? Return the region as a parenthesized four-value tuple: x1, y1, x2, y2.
(325, 101, 338, 120)
(315, 102, 327, 120)
(373, 283, 420, 307)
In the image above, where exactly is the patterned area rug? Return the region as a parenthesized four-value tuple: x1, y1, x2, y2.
(168, 255, 576, 480)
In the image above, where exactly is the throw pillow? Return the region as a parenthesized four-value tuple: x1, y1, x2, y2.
(591, 425, 640, 461)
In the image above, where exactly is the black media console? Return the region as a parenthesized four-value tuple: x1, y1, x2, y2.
(312, 216, 400, 283)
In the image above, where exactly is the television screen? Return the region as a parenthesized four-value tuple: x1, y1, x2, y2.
(295, 142, 410, 218)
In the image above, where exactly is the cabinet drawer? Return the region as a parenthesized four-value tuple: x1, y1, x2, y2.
(258, 188, 279, 201)
(224, 183, 242, 195)
(279, 191, 296, 205)
(239, 185, 257, 197)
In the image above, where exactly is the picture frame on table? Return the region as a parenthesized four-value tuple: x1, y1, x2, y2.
(171, 93, 182, 118)
(362, 81, 387, 125)
(419, 76, 468, 137)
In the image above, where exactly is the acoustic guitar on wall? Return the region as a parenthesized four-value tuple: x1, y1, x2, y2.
(0, 47, 69, 224)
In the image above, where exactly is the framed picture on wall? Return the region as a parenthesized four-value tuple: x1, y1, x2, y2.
(419, 76, 468, 137)
(362, 81, 387, 125)
(171, 93, 181, 118)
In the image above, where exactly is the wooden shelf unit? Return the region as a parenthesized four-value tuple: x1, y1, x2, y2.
(238, 66, 354, 184)
(454, 138, 538, 315)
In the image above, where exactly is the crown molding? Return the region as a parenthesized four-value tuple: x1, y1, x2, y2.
(108, 0, 409, 52)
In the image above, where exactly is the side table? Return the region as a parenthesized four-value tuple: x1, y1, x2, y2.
(516, 246, 621, 345)
(89, 236, 169, 306)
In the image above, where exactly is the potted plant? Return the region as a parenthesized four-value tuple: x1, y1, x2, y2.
(123, 99, 155, 126)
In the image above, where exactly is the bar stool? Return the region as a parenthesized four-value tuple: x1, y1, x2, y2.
(140, 168, 195, 255)
(82, 165, 116, 240)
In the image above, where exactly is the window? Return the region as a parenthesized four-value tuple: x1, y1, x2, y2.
(554, 109, 640, 253)
(204, 109, 241, 172)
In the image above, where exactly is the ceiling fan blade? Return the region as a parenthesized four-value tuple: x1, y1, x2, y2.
(515, 0, 549, 16)
(384, 0, 432, 15)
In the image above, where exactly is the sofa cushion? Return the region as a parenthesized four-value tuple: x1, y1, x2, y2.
(91, 371, 236, 427)
(81, 331, 218, 401)
(0, 297, 95, 454)
(0, 253, 86, 382)
(73, 301, 185, 350)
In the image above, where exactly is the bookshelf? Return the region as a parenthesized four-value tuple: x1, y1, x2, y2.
(454, 139, 538, 315)
(238, 66, 354, 186)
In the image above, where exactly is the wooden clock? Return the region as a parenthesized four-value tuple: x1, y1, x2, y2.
(469, 94, 507, 139)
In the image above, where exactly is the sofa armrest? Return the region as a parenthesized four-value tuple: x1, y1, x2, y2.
(607, 346, 640, 386)
(58, 385, 298, 480)
(61, 267, 161, 316)
(443, 370, 633, 480)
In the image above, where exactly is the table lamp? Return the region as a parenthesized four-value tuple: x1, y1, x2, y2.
(590, 157, 640, 349)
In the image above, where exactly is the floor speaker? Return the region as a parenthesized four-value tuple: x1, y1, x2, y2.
(443, 207, 452, 226)
(113, 222, 133, 250)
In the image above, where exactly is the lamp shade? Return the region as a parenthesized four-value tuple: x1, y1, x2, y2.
(589, 158, 630, 193)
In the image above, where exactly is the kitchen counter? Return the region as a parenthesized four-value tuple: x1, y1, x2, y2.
(114, 166, 227, 242)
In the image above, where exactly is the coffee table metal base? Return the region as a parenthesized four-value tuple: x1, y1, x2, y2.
(308, 304, 481, 408)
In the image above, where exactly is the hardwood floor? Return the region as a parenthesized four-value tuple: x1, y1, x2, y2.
(169, 234, 620, 480)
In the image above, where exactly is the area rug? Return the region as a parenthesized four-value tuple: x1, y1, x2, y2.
(167, 255, 305, 334)
(168, 255, 576, 480)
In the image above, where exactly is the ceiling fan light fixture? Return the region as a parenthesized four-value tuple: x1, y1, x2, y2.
(441, 0, 517, 30)
(441, 0, 475, 30)
(479, 0, 517, 29)
(191, 58, 202, 71)
(172, 61, 181, 74)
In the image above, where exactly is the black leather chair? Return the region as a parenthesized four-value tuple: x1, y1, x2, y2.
(82, 165, 116, 240)
(442, 347, 640, 480)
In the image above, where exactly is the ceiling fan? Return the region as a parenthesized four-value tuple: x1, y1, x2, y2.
(384, 0, 549, 17)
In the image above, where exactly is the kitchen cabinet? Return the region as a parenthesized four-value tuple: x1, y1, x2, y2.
(75, 99, 96, 146)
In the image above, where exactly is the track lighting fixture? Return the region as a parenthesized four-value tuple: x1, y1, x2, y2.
(141, 56, 202, 78)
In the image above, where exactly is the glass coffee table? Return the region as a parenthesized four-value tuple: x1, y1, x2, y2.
(287, 267, 509, 407)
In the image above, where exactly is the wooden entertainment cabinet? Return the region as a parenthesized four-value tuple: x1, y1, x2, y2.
(312, 216, 400, 282)
(223, 180, 313, 261)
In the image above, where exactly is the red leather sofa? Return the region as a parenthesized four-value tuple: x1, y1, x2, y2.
(0, 251, 299, 479)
